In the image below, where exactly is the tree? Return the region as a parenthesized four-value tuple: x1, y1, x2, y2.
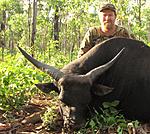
(31, 0, 37, 57)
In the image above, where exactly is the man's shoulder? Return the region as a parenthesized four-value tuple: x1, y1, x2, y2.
(88, 26, 101, 32)
(87, 26, 101, 36)
(116, 25, 127, 32)
(115, 25, 131, 37)
(115, 25, 136, 39)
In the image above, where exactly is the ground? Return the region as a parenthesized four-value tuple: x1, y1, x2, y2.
(0, 94, 150, 134)
(0, 94, 63, 134)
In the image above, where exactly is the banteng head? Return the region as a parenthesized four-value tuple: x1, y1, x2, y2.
(18, 46, 124, 130)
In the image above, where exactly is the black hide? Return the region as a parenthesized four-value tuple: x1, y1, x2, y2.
(19, 37, 150, 130)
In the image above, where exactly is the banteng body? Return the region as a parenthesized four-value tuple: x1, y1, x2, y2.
(18, 37, 150, 130)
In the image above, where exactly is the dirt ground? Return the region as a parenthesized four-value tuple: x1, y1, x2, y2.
(0, 94, 150, 134)
(0, 94, 63, 134)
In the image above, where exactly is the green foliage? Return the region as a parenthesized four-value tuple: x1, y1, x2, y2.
(33, 39, 70, 67)
(41, 96, 59, 131)
(42, 106, 57, 128)
(78, 101, 128, 134)
(0, 0, 23, 13)
(0, 53, 48, 111)
(0, 40, 70, 111)
(1, 0, 150, 58)
(7, 13, 28, 44)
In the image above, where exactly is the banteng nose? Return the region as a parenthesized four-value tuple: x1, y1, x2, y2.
(58, 95, 70, 105)
(61, 105, 86, 131)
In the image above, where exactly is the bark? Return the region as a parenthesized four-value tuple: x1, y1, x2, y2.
(9, 27, 14, 54)
(1, 10, 6, 61)
(28, 0, 31, 47)
(31, 0, 37, 57)
(138, 0, 142, 40)
(53, 6, 59, 41)
(147, 22, 150, 42)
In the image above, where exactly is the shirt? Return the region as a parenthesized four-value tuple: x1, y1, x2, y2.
(78, 25, 135, 58)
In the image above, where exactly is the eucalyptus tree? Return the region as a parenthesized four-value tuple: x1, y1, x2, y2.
(34, 0, 101, 61)
(1, 0, 149, 61)
(0, 0, 24, 60)
(31, 0, 37, 57)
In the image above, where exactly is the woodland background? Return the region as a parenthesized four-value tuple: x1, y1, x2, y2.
(1, 0, 150, 61)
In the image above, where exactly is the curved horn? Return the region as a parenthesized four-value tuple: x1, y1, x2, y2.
(85, 48, 125, 84)
(18, 46, 64, 81)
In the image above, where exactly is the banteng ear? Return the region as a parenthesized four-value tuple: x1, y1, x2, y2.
(35, 82, 59, 93)
(92, 84, 114, 96)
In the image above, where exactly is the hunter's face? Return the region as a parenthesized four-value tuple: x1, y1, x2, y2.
(99, 10, 116, 30)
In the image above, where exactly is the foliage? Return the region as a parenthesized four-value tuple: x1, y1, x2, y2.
(1, 0, 150, 59)
(0, 0, 23, 13)
(41, 95, 60, 131)
(0, 44, 69, 111)
(0, 53, 47, 111)
(77, 101, 139, 134)
(88, 101, 127, 133)
(42, 106, 58, 130)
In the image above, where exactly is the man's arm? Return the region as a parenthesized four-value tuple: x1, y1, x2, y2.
(78, 27, 98, 58)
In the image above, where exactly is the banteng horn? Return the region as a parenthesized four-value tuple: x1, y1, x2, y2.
(85, 48, 125, 84)
(18, 46, 64, 81)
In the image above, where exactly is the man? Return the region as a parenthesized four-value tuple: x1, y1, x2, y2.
(78, 3, 135, 58)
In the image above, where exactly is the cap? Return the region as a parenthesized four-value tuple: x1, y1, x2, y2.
(99, 3, 116, 13)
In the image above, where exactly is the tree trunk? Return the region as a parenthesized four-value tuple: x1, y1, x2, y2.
(53, 6, 59, 41)
(147, 22, 150, 42)
(9, 26, 14, 54)
(1, 10, 6, 61)
(31, 0, 37, 57)
(138, 0, 142, 40)
(28, 0, 31, 47)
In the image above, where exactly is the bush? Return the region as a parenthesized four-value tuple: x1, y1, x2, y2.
(0, 53, 48, 111)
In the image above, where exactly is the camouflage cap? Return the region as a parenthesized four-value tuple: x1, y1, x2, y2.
(99, 3, 116, 13)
